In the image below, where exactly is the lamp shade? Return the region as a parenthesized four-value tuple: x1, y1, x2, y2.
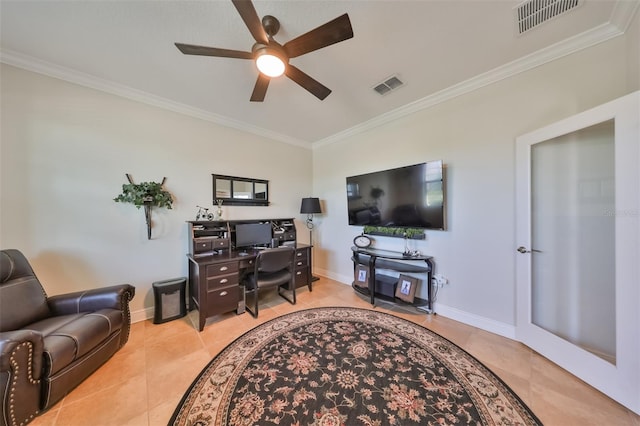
(300, 197, 321, 214)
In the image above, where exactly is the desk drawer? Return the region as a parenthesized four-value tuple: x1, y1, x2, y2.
(238, 258, 256, 269)
(207, 273, 238, 291)
(207, 286, 239, 316)
(206, 262, 239, 276)
(295, 249, 308, 260)
(193, 238, 229, 254)
(211, 238, 230, 249)
(295, 268, 309, 287)
(193, 239, 213, 253)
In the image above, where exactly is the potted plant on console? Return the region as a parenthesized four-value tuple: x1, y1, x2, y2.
(114, 174, 173, 239)
(363, 225, 425, 240)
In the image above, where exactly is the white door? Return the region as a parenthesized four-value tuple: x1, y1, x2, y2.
(515, 91, 639, 415)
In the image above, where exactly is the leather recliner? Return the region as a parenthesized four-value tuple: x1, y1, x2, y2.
(0, 249, 135, 426)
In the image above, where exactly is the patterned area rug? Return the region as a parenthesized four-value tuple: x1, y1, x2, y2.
(170, 307, 542, 425)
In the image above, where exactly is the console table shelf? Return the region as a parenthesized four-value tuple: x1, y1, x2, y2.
(351, 247, 434, 313)
(351, 283, 430, 308)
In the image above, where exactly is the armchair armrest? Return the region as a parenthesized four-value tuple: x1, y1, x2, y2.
(0, 330, 44, 426)
(47, 284, 135, 315)
(0, 330, 44, 377)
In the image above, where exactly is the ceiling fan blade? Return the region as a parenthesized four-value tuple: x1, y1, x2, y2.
(175, 43, 253, 59)
(250, 74, 270, 102)
(285, 64, 331, 100)
(231, 0, 269, 45)
(283, 13, 353, 58)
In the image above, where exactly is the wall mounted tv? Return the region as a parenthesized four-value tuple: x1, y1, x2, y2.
(346, 160, 445, 230)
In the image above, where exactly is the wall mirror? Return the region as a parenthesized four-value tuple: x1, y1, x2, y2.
(213, 174, 269, 206)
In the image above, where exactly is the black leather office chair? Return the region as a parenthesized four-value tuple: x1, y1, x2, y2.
(242, 247, 296, 318)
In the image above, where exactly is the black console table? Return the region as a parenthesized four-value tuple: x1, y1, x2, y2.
(351, 247, 434, 313)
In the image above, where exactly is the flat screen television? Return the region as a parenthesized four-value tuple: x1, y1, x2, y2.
(346, 160, 445, 230)
(235, 222, 272, 249)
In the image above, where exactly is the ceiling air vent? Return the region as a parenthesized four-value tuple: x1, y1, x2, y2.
(516, 0, 581, 34)
(373, 75, 404, 96)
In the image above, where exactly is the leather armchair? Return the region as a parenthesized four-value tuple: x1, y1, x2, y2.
(0, 249, 135, 426)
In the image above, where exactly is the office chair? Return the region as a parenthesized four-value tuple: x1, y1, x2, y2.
(242, 246, 296, 318)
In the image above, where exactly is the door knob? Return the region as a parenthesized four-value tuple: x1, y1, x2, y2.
(517, 246, 542, 253)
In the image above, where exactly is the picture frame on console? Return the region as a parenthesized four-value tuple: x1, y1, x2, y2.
(395, 274, 418, 303)
(354, 264, 369, 288)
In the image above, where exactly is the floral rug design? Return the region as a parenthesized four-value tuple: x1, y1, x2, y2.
(170, 307, 542, 425)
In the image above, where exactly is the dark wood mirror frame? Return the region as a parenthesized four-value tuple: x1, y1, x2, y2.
(212, 174, 269, 206)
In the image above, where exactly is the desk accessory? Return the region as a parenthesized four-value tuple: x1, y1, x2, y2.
(353, 233, 372, 248)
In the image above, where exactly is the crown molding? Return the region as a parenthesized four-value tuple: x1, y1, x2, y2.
(313, 21, 625, 148)
(0, 49, 312, 150)
(609, 0, 640, 32)
(1, 10, 632, 151)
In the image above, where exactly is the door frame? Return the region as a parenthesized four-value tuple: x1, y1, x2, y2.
(515, 91, 639, 414)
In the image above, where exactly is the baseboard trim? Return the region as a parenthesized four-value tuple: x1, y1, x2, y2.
(321, 271, 517, 340)
(131, 307, 154, 324)
(131, 273, 516, 341)
(432, 304, 516, 340)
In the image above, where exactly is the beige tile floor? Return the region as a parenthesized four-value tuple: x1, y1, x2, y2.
(31, 278, 639, 426)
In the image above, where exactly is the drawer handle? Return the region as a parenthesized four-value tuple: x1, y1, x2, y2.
(297, 261, 303, 266)
(220, 278, 228, 284)
(219, 291, 228, 296)
(297, 253, 302, 257)
(296, 271, 302, 275)
(220, 266, 228, 271)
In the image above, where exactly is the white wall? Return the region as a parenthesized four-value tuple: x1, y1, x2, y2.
(1, 14, 637, 334)
(0, 64, 313, 320)
(312, 32, 637, 335)
(627, 9, 640, 90)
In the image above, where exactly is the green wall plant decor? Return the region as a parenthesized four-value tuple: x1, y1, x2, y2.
(114, 174, 173, 239)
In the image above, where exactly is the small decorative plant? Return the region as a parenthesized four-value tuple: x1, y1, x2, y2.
(363, 225, 425, 240)
(114, 174, 173, 239)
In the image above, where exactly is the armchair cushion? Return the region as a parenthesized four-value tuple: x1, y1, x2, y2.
(27, 308, 123, 376)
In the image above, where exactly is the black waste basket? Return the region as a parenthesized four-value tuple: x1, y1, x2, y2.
(153, 277, 187, 324)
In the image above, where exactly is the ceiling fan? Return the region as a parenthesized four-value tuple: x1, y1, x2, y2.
(175, 0, 353, 102)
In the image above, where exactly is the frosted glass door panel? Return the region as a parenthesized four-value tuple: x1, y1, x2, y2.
(530, 120, 615, 363)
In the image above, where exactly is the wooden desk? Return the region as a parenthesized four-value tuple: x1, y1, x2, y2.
(187, 244, 312, 331)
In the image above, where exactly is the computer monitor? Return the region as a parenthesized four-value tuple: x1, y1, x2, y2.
(235, 222, 272, 249)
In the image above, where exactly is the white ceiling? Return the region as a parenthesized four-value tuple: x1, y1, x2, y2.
(1, 1, 637, 146)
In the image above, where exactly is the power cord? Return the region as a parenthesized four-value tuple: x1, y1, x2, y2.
(431, 277, 440, 304)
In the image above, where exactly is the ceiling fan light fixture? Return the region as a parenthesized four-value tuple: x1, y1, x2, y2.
(255, 47, 286, 77)
(175, 1, 353, 101)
